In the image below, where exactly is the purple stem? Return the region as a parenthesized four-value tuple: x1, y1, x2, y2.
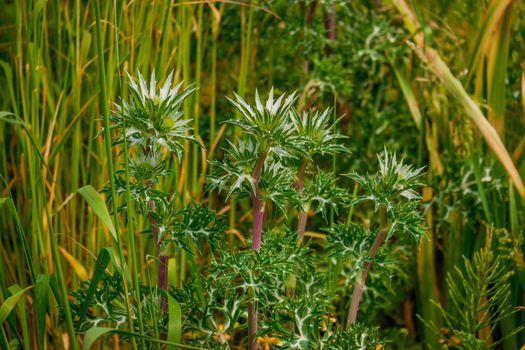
(347, 228, 386, 326)
(251, 194, 264, 251)
(247, 152, 267, 350)
(251, 152, 267, 251)
(297, 212, 308, 243)
(149, 202, 169, 314)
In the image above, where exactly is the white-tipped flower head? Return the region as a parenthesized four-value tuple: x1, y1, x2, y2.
(113, 71, 198, 159)
(226, 88, 306, 159)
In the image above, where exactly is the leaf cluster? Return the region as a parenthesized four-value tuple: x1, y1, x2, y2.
(346, 150, 426, 241)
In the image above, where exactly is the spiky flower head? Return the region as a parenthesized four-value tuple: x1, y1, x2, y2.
(112, 71, 198, 159)
(226, 88, 306, 159)
(291, 107, 348, 157)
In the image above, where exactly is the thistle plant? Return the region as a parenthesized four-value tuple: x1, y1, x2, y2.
(110, 71, 202, 311)
(67, 72, 227, 347)
(209, 89, 307, 349)
(290, 108, 348, 242)
(210, 89, 303, 250)
(341, 151, 425, 325)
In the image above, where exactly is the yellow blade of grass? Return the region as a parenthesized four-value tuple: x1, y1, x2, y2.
(392, 0, 525, 199)
(59, 246, 89, 282)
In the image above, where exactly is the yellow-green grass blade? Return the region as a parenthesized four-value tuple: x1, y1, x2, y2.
(0, 197, 34, 283)
(391, 63, 422, 129)
(465, 0, 514, 87)
(0, 285, 34, 326)
(77, 185, 117, 242)
(486, 2, 514, 138)
(167, 258, 182, 349)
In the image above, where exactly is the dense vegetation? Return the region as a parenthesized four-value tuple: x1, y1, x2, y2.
(1, 0, 524, 349)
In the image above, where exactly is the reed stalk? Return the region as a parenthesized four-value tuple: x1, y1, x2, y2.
(92, 0, 136, 344)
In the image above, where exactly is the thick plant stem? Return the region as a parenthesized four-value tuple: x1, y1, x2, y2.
(295, 159, 308, 243)
(248, 302, 258, 350)
(252, 194, 264, 251)
(297, 212, 308, 243)
(150, 219, 169, 313)
(347, 228, 387, 326)
(148, 194, 169, 314)
(248, 152, 267, 350)
(251, 152, 267, 251)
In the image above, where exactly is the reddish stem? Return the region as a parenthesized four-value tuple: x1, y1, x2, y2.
(247, 152, 267, 350)
(251, 152, 267, 251)
(149, 201, 169, 314)
(347, 228, 386, 326)
(297, 211, 308, 243)
(251, 194, 264, 251)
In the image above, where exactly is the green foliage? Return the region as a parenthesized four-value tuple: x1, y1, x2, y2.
(154, 203, 226, 253)
(2, 2, 525, 349)
(303, 169, 348, 220)
(319, 323, 385, 350)
(423, 247, 523, 349)
(326, 223, 380, 271)
(210, 231, 309, 306)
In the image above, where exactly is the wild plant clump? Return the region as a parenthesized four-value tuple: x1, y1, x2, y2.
(65, 73, 427, 349)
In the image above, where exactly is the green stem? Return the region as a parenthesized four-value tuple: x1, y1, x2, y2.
(92, 0, 135, 345)
(113, 0, 145, 342)
(192, 4, 204, 198)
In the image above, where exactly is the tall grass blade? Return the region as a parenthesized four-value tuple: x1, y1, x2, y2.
(77, 186, 117, 241)
(391, 63, 422, 129)
(167, 294, 182, 349)
(0, 197, 34, 282)
(0, 285, 34, 325)
(34, 274, 53, 350)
